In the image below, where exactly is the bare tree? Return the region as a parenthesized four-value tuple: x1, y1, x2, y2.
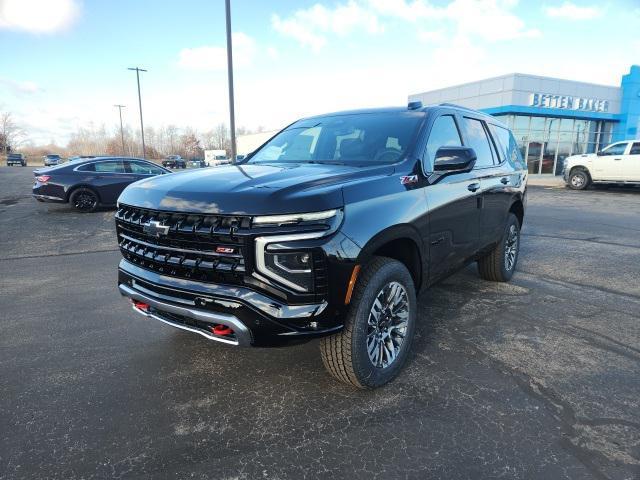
(204, 123, 229, 151)
(0, 111, 26, 154)
(165, 125, 179, 155)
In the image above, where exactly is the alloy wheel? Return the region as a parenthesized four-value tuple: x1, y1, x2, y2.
(504, 224, 519, 271)
(74, 192, 97, 211)
(366, 281, 409, 369)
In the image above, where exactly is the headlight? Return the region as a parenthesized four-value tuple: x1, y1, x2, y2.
(253, 209, 338, 226)
(264, 250, 314, 292)
(254, 232, 326, 292)
(252, 209, 342, 292)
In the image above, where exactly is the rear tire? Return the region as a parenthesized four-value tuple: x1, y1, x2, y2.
(69, 188, 99, 213)
(567, 168, 590, 190)
(320, 257, 417, 389)
(478, 213, 520, 282)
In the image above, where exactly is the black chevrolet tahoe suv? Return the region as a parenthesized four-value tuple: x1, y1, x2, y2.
(116, 102, 527, 388)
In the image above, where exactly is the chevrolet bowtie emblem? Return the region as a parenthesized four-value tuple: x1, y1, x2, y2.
(142, 220, 170, 237)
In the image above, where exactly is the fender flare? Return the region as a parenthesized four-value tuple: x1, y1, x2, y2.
(356, 223, 425, 287)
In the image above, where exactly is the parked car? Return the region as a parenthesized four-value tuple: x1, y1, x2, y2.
(43, 154, 62, 166)
(33, 157, 171, 212)
(186, 159, 207, 169)
(564, 140, 640, 189)
(6, 153, 26, 166)
(115, 103, 527, 388)
(162, 155, 186, 169)
(205, 150, 231, 166)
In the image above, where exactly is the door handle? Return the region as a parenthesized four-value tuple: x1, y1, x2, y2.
(613, 158, 622, 161)
(467, 182, 480, 192)
(500, 177, 509, 185)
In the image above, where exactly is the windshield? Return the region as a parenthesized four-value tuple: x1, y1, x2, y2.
(248, 112, 425, 165)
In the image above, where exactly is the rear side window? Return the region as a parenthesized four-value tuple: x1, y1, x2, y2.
(424, 115, 462, 170)
(94, 161, 125, 173)
(78, 161, 125, 173)
(462, 117, 495, 168)
(488, 124, 510, 163)
(630, 142, 640, 155)
(489, 124, 524, 168)
(128, 161, 165, 175)
(77, 163, 95, 172)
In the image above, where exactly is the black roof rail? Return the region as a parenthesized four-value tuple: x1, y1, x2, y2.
(438, 103, 478, 112)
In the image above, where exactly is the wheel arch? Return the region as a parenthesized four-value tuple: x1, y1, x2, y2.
(356, 224, 424, 291)
(569, 164, 591, 179)
(509, 198, 525, 228)
(66, 184, 102, 203)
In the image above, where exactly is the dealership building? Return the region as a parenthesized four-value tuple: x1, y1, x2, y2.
(410, 65, 640, 175)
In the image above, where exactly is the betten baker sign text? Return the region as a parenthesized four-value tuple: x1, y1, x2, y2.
(529, 93, 609, 112)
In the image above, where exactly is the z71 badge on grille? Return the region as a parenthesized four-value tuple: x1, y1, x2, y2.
(142, 220, 170, 237)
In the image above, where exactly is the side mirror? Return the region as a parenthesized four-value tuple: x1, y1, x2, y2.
(596, 150, 604, 156)
(433, 146, 477, 173)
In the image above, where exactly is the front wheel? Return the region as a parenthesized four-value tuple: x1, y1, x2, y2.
(69, 188, 99, 213)
(478, 213, 520, 282)
(320, 257, 417, 389)
(567, 168, 590, 190)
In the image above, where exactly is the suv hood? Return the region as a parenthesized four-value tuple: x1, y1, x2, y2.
(567, 153, 596, 162)
(118, 162, 394, 215)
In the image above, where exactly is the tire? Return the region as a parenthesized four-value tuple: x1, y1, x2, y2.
(69, 188, 99, 213)
(567, 168, 590, 190)
(320, 257, 417, 389)
(478, 213, 520, 282)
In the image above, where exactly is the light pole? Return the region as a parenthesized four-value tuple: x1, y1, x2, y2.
(113, 104, 126, 155)
(128, 67, 147, 158)
(225, 0, 237, 162)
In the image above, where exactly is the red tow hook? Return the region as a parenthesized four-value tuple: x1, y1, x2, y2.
(211, 324, 234, 336)
(132, 300, 150, 312)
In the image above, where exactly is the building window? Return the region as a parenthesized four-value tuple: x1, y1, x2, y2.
(491, 114, 617, 175)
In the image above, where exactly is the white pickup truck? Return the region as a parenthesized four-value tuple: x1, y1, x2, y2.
(564, 140, 640, 190)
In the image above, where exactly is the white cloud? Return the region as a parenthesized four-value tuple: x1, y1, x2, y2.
(272, 1, 383, 52)
(0, 0, 80, 33)
(417, 29, 445, 43)
(545, 2, 602, 20)
(273, 0, 539, 50)
(177, 32, 256, 71)
(0, 78, 41, 94)
(367, 0, 436, 21)
(444, 0, 541, 41)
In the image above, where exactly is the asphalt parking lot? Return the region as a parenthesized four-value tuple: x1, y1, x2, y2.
(1, 167, 639, 480)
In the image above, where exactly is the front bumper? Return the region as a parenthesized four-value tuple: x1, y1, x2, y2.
(118, 259, 342, 347)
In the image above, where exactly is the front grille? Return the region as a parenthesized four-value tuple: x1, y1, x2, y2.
(116, 205, 252, 285)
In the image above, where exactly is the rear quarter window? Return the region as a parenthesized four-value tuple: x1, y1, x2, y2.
(76, 163, 96, 172)
(462, 117, 495, 168)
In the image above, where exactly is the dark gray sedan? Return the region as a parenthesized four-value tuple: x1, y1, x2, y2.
(32, 157, 171, 212)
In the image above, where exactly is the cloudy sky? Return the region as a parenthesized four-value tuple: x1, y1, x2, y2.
(1, 0, 639, 145)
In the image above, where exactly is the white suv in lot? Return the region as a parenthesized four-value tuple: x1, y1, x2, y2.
(564, 140, 640, 190)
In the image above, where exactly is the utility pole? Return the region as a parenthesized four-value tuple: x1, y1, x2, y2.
(128, 67, 147, 158)
(113, 104, 126, 155)
(225, 0, 237, 162)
